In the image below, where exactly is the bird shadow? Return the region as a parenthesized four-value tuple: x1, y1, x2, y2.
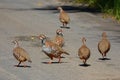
(0, 4, 101, 14)
(98, 58, 111, 60)
(42, 62, 68, 64)
(14, 65, 31, 68)
(60, 26, 70, 29)
(79, 64, 91, 67)
(60, 56, 65, 58)
(32, 5, 100, 14)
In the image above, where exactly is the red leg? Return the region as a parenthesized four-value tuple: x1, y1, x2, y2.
(15, 61, 21, 67)
(23, 62, 27, 68)
(83, 59, 86, 65)
(47, 60, 52, 64)
(47, 56, 53, 64)
(58, 56, 61, 63)
(102, 53, 104, 59)
(63, 23, 65, 27)
(65, 23, 67, 27)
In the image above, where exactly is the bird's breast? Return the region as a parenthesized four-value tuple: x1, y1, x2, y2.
(42, 45, 52, 54)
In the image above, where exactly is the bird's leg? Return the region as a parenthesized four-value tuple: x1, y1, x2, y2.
(65, 23, 67, 27)
(23, 62, 27, 68)
(58, 56, 61, 63)
(104, 53, 107, 58)
(63, 23, 65, 27)
(102, 53, 105, 59)
(83, 59, 86, 65)
(47, 59, 52, 64)
(16, 61, 21, 67)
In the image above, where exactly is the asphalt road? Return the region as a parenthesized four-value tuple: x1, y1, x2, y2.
(0, 0, 120, 80)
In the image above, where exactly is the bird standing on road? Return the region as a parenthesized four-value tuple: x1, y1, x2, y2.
(54, 29, 64, 47)
(38, 34, 69, 64)
(98, 32, 111, 59)
(78, 37, 90, 65)
(57, 7, 70, 28)
(12, 40, 32, 67)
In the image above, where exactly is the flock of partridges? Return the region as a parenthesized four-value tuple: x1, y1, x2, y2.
(12, 7, 111, 67)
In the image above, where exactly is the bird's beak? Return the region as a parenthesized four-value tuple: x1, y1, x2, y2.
(11, 41, 15, 45)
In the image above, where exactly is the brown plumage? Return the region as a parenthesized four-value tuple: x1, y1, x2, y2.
(12, 40, 32, 67)
(54, 29, 64, 47)
(38, 34, 69, 64)
(57, 7, 70, 28)
(98, 32, 110, 59)
(78, 37, 90, 65)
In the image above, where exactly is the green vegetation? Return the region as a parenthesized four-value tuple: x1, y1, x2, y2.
(73, 0, 120, 21)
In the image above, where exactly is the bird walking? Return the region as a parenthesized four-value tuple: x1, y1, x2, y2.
(12, 40, 32, 67)
(98, 32, 111, 59)
(78, 37, 90, 65)
(38, 34, 69, 64)
(54, 29, 64, 47)
(57, 7, 70, 28)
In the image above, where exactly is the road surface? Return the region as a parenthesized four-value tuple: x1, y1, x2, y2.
(0, 0, 120, 80)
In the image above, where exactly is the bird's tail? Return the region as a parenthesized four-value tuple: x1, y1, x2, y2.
(63, 51, 69, 55)
(58, 46, 70, 55)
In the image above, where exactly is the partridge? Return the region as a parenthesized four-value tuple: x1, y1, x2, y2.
(78, 37, 90, 65)
(57, 7, 70, 28)
(98, 32, 111, 59)
(12, 40, 32, 67)
(38, 34, 69, 64)
(54, 29, 64, 47)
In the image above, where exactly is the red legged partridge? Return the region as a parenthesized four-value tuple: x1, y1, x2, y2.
(57, 7, 70, 28)
(38, 34, 69, 64)
(54, 29, 64, 47)
(98, 32, 111, 59)
(78, 37, 90, 65)
(12, 40, 32, 67)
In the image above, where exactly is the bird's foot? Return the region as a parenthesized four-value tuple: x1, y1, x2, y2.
(60, 26, 70, 29)
(14, 65, 20, 67)
(47, 62, 52, 64)
(58, 61, 62, 64)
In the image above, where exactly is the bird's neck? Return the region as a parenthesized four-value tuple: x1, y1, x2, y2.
(41, 38, 47, 46)
(82, 40, 86, 45)
(57, 33, 63, 37)
(14, 43, 19, 48)
(60, 9, 64, 13)
(102, 37, 107, 40)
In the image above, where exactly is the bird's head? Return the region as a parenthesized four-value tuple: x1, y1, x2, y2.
(12, 40, 19, 47)
(102, 32, 107, 38)
(81, 37, 86, 44)
(56, 29, 63, 36)
(38, 34, 46, 40)
(12, 40, 18, 44)
(57, 6, 63, 11)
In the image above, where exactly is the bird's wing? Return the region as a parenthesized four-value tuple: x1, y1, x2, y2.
(60, 12, 70, 22)
(17, 47, 31, 61)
